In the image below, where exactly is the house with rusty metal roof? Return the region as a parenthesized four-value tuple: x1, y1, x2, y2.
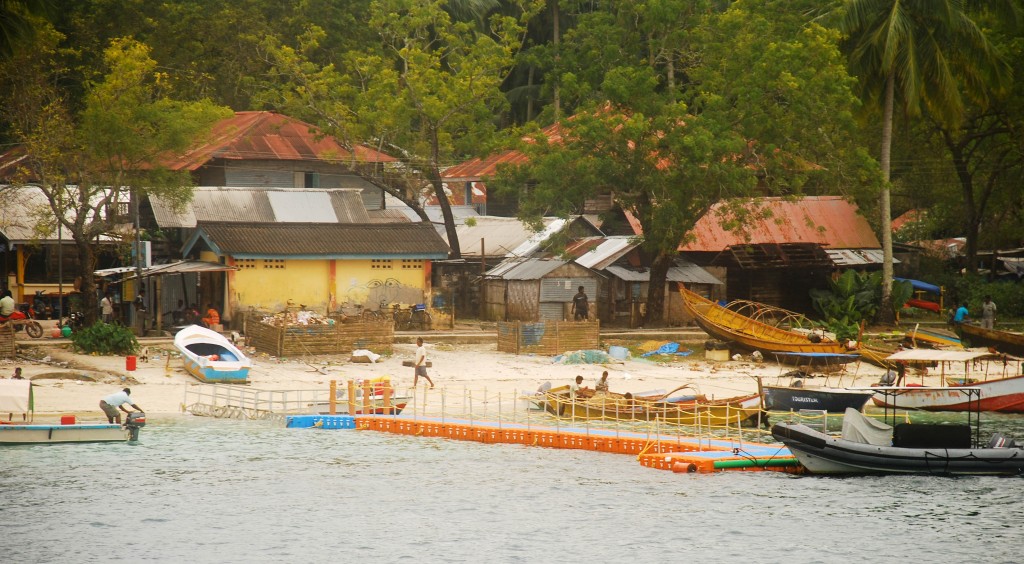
(158, 111, 395, 209)
(182, 222, 449, 317)
(677, 196, 887, 312)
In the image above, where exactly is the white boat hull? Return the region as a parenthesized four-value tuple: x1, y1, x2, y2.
(174, 325, 253, 384)
(0, 423, 131, 444)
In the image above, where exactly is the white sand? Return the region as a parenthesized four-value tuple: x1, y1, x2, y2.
(4, 336, 905, 420)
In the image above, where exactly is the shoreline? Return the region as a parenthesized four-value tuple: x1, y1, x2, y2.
(3, 335, 910, 420)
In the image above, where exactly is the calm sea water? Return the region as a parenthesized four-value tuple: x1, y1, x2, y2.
(2, 413, 1023, 563)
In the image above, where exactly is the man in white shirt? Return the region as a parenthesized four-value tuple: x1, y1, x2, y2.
(413, 337, 434, 388)
(0, 290, 15, 317)
(100, 293, 114, 323)
(99, 388, 143, 424)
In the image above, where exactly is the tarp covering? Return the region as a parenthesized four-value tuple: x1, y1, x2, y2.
(841, 407, 892, 445)
(0, 379, 32, 414)
(895, 277, 942, 294)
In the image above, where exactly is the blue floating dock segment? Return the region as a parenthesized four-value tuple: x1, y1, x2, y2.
(286, 415, 356, 429)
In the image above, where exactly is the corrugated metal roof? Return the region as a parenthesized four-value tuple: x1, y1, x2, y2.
(188, 222, 449, 258)
(1, 185, 122, 242)
(604, 263, 723, 285)
(442, 123, 563, 181)
(505, 218, 567, 258)
(454, 216, 555, 258)
(267, 191, 337, 222)
(161, 112, 396, 171)
(826, 249, 898, 266)
(679, 196, 880, 252)
(151, 188, 370, 228)
(366, 209, 412, 223)
(569, 237, 637, 269)
(486, 258, 567, 280)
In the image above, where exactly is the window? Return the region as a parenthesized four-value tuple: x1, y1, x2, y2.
(304, 171, 320, 188)
(263, 259, 286, 269)
(401, 259, 422, 270)
(371, 259, 392, 270)
(236, 259, 257, 270)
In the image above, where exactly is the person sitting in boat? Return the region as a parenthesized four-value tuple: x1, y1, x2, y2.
(99, 388, 143, 424)
(595, 371, 610, 393)
(569, 375, 585, 399)
(202, 304, 220, 329)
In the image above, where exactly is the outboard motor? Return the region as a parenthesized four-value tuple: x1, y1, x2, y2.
(988, 433, 1019, 449)
(125, 411, 146, 441)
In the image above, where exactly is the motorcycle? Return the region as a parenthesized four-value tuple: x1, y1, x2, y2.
(0, 302, 44, 338)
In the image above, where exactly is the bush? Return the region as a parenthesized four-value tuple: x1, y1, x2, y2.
(940, 274, 1024, 318)
(70, 322, 139, 355)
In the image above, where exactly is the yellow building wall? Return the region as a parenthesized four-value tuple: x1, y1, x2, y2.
(220, 254, 431, 314)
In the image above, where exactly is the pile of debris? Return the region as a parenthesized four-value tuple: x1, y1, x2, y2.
(259, 310, 334, 327)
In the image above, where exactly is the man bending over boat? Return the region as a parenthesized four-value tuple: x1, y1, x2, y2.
(100, 388, 143, 424)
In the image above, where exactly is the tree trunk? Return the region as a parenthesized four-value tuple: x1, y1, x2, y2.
(643, 251, 673, 326)
(73, 237, 99, 325)
(877, 71, 895, 324)
(429, 130, 459, 259)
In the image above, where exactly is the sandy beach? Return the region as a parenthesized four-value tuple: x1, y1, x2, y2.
(3, 326, 908, 420)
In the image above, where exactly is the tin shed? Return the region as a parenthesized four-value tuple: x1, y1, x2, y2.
(482, 259, 600, 322)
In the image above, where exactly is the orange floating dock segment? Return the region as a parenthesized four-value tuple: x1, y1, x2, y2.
(353, 414, 800, 474)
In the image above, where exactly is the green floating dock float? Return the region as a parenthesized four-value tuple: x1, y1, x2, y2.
(286, 415, 356, 429)
(712, 457, 800, 470)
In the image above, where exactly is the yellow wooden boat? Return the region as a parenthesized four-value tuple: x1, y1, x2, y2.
(541, 385, 762, 426)
(679, 287, 849, 356)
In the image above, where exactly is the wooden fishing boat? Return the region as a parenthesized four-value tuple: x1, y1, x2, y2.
(541, 385, 762, 426)
(957, 323, 1024, 357)
(0, 380, 145, 444)
(773, 407, 1024, 476)
(870, 349, 1024, 413)
(904, 326, 962, 349)
(174, 325, 252, 384)
(678, 287, 849, 357)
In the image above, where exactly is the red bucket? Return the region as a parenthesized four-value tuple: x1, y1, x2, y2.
(126, 355, 137, 371)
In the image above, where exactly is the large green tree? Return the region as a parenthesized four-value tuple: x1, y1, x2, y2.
(261, 0, 541, 259)
(826, 0, 1011, 318)
(0, 32, 229, 321)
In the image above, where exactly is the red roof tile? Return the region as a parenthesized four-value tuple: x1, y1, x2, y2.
(442, 123, 563, 181)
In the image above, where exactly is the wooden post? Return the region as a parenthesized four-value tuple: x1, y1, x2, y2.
(480, 237, 486, 319)
(382, 382, 393, 415)
(329, 380, 337, 415)
(362, 380, 372, 414)
(347, 380, 356, 416)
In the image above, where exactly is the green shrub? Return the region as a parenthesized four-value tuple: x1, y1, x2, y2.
(937, 273, 1024, 318)
(70, 322, 139, 355)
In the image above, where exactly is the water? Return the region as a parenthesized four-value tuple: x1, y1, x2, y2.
(2, 414, 1023, 563)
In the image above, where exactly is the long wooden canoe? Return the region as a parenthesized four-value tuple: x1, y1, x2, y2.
(958, 323, 1024, 357)
(679, 287, 849, 355)
(541, 386, 762, 426)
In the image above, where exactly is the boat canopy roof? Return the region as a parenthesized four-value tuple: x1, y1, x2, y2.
(886, 349, 1000, 362)
(0, 379, 32, 415)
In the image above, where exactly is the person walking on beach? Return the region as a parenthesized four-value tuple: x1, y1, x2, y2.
(571, 286, 589, 321)
(981, 296, 997, 329)
(99, 388, 143, 424)
(413, 337, 434, 388)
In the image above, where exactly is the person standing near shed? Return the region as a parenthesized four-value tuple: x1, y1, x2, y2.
(571, 286, 589, 321)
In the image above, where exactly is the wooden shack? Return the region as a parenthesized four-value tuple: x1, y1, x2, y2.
(481, 259, 601, 322)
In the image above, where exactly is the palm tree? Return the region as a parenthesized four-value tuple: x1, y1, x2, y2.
(826, 0, 1009, 322)
(0, 0, 50, 58)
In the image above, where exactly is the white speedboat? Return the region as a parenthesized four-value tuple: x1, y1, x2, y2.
(174, 325, 252, 384)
